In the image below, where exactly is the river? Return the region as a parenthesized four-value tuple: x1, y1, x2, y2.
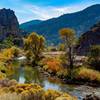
(8, 60, 100, 100)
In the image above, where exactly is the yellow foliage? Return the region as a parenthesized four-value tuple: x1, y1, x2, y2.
(44, 89, 77, 100)
(24, 32, 45, 65)
(0, 47, 21, 77)
(0, 79, 77, 100)
(0, 72, 6, 79)
(56, 69, 68, 77)
(59, 28, 75, 38)
(44, 89, 61, 100)
(59, 28, 76, 46)
(0, 46, 21, 62)
(76, 67, 100, 82)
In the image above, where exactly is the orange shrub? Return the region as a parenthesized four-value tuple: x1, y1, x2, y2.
(43, 58, 63, 73)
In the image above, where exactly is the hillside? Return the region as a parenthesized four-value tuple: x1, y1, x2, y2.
(20, 4, 100, 45)
(20, 20, 42, 32)
(76, 22, 100, 55)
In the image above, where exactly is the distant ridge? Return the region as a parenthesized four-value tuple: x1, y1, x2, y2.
(20, 4, 100, 45)
(20, 20, 42, 31)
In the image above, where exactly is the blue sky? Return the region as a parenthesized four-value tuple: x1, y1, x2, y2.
(0, 0, 100, 23)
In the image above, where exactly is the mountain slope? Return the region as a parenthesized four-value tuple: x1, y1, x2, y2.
(76, 22, 100, 55)
(20, 20, 42, 32)
(20, 4, 100, 45)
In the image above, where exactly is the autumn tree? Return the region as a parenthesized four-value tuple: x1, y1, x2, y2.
(24, 32, 45, 66)
(59, 28, 76, 77)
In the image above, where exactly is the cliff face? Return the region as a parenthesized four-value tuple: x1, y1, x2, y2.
(0, 8, 19, 35)
(76, 22, 100, 55)
(0, 8, 23, 47)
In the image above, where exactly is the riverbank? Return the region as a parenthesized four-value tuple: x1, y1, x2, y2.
(0, 62, 100, 100)
(0, 53, 100, 100)
(39, 66, 100, 87)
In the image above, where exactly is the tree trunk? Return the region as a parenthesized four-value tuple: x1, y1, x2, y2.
(69, 47, 74, 69)
(68, 46, 74, 79)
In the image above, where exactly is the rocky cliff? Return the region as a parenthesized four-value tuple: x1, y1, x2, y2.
(0, 8, 23, 47)
(76, 22, 100, 55)
(0, 8, 19, 35)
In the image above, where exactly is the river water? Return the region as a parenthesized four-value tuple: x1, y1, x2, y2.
(8, 60, 100, 100)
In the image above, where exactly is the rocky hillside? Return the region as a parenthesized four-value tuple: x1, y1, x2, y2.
(0, 8, 22, 47)
(76, 22, 100, 55)
(20, 4, 100, 45)
(0, 8, 19, 35)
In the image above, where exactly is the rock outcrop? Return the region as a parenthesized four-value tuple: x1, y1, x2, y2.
(0, 8, 19, 35)
(0, 8, 23, 47)
(76, 22, 100, 55)
(83, 94, 100, 100)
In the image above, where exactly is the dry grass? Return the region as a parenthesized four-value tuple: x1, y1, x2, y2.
(75, 67, 100, 82)
(0, 93, 21, 100)
(0, 79, 77, 100)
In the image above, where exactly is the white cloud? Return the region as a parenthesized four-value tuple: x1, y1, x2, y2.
(0, 0, 99, 23)
(14, 2, 99, 23)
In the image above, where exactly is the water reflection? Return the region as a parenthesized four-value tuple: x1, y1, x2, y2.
(9, 65, 82, 100)
(9, 63, 44, 85)
(24, 67, 43, 84)
(44, 80, 60, 90)
(19, 67, 25, 83)
(8, 61, 92, 100)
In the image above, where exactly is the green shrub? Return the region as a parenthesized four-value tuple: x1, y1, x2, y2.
(88, 45, 100, 71)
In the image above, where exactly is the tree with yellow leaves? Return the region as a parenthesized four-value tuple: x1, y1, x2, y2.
(24, 32, 45, 66)
(59, 28, 76, 78)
